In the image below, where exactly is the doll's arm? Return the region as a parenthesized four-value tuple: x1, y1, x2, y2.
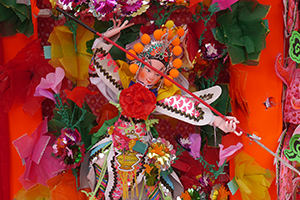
(155, 86, 242, 136)
(90, 20, 134, 98)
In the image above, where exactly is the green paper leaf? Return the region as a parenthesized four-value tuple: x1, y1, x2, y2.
(227, 44, 246, 65)
(48, 119, 68, 137)
(243, 35, 255, 54)
(90, 115, 119, 150)
(215, 0, 270, 65)
(227, 177, 239, 195)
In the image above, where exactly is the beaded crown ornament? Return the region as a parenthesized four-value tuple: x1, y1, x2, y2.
(126, 20, 187, 86)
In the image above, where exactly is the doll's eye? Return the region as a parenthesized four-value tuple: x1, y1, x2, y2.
(146, 68, 150, 72)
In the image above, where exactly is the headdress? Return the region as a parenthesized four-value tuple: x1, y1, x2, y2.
(126, 20, 187, 86)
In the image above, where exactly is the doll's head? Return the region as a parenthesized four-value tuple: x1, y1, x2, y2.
(126, 20, 186, 87)
(136, 59, 165, 86)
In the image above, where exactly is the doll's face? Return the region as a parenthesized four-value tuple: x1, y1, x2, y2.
(136, 59, 165, 86)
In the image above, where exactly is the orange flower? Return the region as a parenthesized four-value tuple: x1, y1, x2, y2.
(217, 185, 230, 200)
(180, 191, 191, 200)
(150, 144, 165, 156)
(144, 164, 153, 174)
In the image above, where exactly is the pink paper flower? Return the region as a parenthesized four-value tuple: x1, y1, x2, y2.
(211, 0, 238, 11)
(34, 67, 65, 102)
(13, 118, 65, 190)
(218, 142, 243, 167)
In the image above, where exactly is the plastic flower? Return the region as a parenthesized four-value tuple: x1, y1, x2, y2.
(34, 67, 65, 102)
(13, 118, 65, 190)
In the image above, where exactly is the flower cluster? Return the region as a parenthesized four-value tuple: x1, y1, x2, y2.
(55, 0, 150, 19)
(147, 137, 176, 170)
(178, 178, 230, 200)
(52, 128, 85, 169)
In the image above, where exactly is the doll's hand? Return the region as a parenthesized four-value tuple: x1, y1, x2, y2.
(104, 19, 134, 38)
(213, 116, 242, 136)
(93, 19, 134, 50)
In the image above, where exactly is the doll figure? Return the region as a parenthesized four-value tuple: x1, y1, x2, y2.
(80, 19, 239, 200)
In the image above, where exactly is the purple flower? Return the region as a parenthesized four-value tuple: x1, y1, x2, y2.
(93, 0, 117, 14)
(119, 0, 143, 14)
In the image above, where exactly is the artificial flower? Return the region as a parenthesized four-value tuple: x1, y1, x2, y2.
(234, 151, 274, 200)
(215, 0, 270, 65)
(47, 170, 90, 200)
(48, 22, 94, 86)
(14, 184, 51, 200)
(13, 118, 65, 190)
(119, 83, 156, 120)
(218, 142, 243, 167)
(52, 128, 86, 169)
(144, 164, 153, 174)
(180, 190, 192, 200)
(93, 0, 117, 15)
(211, 0, 238, 11)
(34, 67, 65, 102)
(0, 39, 54, 115)
(64, 86, 97, 108)
(147, 138, 176, 170)
(175, 133, 201, 159)
(189, 133, 201, 159)
(119, 0, 143, 14)
(216, 185, 230, 200)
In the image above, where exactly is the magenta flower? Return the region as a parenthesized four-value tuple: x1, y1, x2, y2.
(34, 67, 65, 102)
(13, 118, 65, 190)
(211, 0, 238, 11)
(52, 128, 85, 169)
(93, 0, 117, 14)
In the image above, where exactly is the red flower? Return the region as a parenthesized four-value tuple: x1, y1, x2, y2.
(64, 86, 97, 108)
(0, 39, 54, 115)
(119, 83, 156, 120)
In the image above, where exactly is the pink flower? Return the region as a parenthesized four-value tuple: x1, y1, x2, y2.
(13, 118, 65, 190)
(34, 67, 65, 102)
(218, 142, 243, 167)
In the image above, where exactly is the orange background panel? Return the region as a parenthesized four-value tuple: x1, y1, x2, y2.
(229, 0, 283, 199)
(1, 1, 42, 199)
